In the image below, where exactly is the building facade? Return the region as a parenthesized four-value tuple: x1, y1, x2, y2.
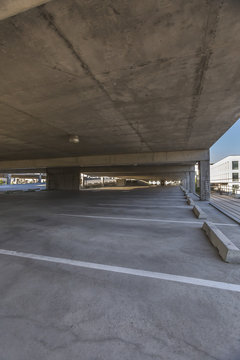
(210, 156, 240, 194)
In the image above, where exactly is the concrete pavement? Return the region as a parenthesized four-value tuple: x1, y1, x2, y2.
(0, 186, 240, 359)
(211, 193, 240, 225)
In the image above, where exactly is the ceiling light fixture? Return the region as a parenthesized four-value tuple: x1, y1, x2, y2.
(69, 135, 79, 144)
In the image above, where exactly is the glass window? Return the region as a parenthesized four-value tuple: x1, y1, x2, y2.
(232, 173, 239, 181)
(232, 161, 239, 170)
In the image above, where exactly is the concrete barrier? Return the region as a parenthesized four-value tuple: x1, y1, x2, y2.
(202, 222, 240, 263)
(180, 186, 187, 195)
(192, 204, 207, 219)
(187, 197, 195, 206)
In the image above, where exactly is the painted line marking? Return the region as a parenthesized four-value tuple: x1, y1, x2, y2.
(97, 203, 189, 209)
(57, 213, 238, 227)
(0, 248, 239, 292)
(124, 198, 185, 200)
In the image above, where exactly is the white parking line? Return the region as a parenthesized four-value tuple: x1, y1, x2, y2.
(97, 203, 189, 209)
(0, 248, 239, 292)
(57, 213, 238, 227)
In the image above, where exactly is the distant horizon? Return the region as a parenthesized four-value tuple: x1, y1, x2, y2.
(210, 119, 240, 164)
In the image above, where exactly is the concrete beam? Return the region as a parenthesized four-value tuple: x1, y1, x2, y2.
(0, 0, 53, 21)
(81, 165, 195, 175)
(0, 150, 207, 171)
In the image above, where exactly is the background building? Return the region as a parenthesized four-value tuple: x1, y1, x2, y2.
(210, 156, 240, 194)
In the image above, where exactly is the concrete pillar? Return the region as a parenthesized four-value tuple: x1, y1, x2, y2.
(38, 173, 42, 183)
(80, 173, 85, 188)
(199, 159, 210, 201)
(185, 172, 190, 191)
(182, 178, 186, 189)
(47, 167, 80, 190)
(6, 174, 11, 185)
(101, 177, 104, 187)
(189, 171, 195, 193)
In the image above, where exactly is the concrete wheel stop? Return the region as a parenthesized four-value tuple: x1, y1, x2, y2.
(193, 204, 207, 219)
(187, 196, 195, 206)
(202, 222, 240, 264)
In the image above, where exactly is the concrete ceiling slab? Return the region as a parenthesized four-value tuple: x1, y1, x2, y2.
(0, 0, 239, 165)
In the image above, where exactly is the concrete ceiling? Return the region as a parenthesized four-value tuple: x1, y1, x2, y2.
(0, 0, 239, 165)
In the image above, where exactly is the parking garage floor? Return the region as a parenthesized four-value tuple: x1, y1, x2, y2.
(0, 186, 240, 360)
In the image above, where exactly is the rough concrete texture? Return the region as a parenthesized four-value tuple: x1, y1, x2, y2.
(0, 186, 240, 359)
(187, 197, 195, 206)
(0, 150, 206, 177)
(210, 194, 240, 225)
(0, 0, 52, 20)
(0, 1, 239, 166)
(47, 167, 80, 190)
(193, 204, 207, 219)
(202, 221, 240, 264)
(199, 160, 210, 201)
(186, 192, 240, 250)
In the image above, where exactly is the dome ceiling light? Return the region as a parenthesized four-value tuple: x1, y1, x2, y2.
(69, 135, 79, 144)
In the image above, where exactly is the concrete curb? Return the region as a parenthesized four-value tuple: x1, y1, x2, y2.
(202, 221, 240, 263)
(193, 204, 207, 219)
(180, 186, 188, 195)
(187, 197, 195, 206)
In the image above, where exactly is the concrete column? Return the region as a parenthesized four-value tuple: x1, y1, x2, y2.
(101, 177, 104, 187)
(38, 173, 42, 183)
(185, 172, 190, 191)
(199, 159, 210, 201)
(189, 171, 195, 193)
(6, 174, 11, 185)
(182, 178, 186, 189)
(80, 173, 85, 188)
(47, 167, 80, 190)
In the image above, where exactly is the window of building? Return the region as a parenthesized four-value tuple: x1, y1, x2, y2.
(232, 173, 239, 181)
(232, 161, 239, 170)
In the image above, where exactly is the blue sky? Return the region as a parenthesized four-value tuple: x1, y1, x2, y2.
(210, 119, 240, 164)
